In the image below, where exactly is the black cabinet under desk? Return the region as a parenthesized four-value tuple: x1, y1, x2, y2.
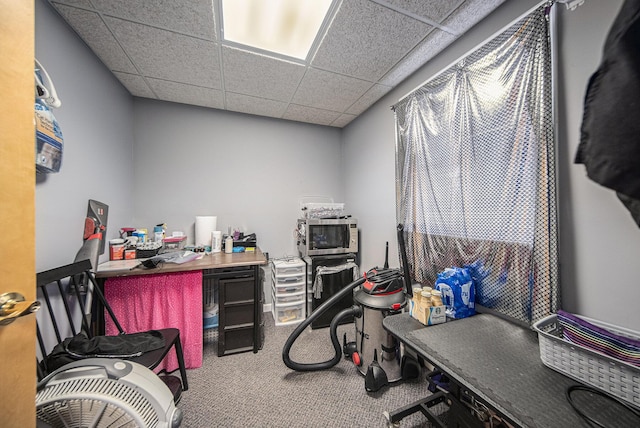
(203, 265, 264, 357)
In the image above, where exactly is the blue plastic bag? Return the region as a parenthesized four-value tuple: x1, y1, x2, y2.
(435, 267, 475, 319)
(464, 259, 497, 307)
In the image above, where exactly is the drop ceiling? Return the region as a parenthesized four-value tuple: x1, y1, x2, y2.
(46, 0, 506, 128)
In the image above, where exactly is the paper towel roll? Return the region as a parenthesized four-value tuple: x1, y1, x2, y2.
(211, 231, 222, 253)
(195, 216, 217, 247)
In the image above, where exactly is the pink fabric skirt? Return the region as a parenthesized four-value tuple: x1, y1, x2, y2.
(104, 271, 203, 372)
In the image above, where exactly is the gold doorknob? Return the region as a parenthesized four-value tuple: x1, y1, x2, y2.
(0, 292, 40, 326)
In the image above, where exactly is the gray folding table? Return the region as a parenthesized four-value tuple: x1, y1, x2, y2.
(383, 312, 639, 427)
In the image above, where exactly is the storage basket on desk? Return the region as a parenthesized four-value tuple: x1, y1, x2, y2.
(136, 248, 160, 258)
(533, 314, 640, 409)
(300, 202, 344, 219)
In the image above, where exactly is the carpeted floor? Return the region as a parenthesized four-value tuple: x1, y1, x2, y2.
(177, 313, 445, 427)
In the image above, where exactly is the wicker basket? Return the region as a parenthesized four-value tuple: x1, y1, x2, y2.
(533, 314, 640, 409)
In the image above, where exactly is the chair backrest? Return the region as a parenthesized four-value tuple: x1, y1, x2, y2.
(35, 259, 125, 378)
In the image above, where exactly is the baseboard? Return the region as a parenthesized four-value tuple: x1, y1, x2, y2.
(263, 303, 272, 313)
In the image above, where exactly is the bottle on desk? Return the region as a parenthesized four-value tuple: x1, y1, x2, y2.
(417, 291, 432, 325)
(154, 226, 164, 243)
(224, 235, 234, 254)
(410, 287, 422, 319)
(431, 289, 443, 307)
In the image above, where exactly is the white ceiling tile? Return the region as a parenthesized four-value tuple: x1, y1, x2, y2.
(104, 17, 221, 89)
(225, 92, 288, 119)
(113, 71, 156, 98)
(90, 0, 216, 40)
(346, 84, 393, 115)
(382, 0, 465, 24)
(292, 68, 372, 112)
(380, 29, 457, 87)
(51, 4, 137, 73)
(331, 114, 357, 128)
(283, 104, 342, 127)
(222, 47, 306, 102)
(146, 79, 224, 109)
(443, 0, 508, 34)
(311, 0, 431, 82)
(47, 0, 508, 127)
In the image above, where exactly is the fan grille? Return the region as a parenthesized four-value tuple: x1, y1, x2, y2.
(36, 377, 160, 428)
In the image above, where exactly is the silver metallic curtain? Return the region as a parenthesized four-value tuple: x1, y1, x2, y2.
(394, 5, 558, 326)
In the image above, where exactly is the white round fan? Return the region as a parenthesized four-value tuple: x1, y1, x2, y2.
(36, 358, 182, 428)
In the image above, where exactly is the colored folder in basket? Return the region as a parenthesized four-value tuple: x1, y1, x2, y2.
(557, 310, 640, 367)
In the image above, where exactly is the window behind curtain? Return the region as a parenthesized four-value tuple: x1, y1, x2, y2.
(393, 4, 558, 326)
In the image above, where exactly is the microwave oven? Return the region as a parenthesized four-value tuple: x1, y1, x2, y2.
(297, 218, 358, 256)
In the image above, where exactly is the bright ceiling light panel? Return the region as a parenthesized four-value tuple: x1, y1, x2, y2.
(222, 0, 334, 60)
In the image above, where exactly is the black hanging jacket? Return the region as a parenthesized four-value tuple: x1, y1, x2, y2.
(576, 0, 640, 226)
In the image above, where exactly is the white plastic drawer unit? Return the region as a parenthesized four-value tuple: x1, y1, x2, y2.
(273, 301, 305, 326)
(272, 273, 305, 286)
(271, 258, 305, 276)
(272, 290, 305, 305)
(270, 258, 306, 326)
(274, 282, 305, 295)
(271, 258, 305, 294)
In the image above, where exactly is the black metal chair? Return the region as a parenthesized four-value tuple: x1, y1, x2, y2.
(36, 259, 188, 403)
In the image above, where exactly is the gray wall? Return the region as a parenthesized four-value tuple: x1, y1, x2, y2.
(131, 98, 343, 259)
(35, 0, 135, 272)
(343, 0, 640, 330)
(555, 0, 640, 330)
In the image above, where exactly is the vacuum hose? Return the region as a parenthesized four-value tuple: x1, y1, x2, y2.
(282, 277, 365, 371)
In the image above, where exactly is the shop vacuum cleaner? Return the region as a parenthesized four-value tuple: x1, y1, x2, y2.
(283, 224, 420, 392)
